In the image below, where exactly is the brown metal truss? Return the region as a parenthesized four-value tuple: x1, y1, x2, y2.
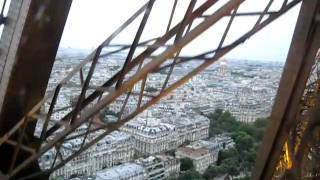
(272, 50, 320, 180)
(253, 0, 320, 179)
(0, 0, 306, 179)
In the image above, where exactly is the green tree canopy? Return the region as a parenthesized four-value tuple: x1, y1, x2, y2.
(178, 169, 203, 180)
(206, 109, 269, 177)
(203, 165, 226, 180)
(232, 131, 254, 151)
(207, 109, 240, 137)
(180, 157, 194, 171)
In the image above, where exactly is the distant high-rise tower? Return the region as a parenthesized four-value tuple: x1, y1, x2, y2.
(217, 59, 229, 76)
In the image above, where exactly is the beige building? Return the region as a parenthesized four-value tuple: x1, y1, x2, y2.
(47, 131, 135, 179)
(135, 155, 180, 180)
(176, 144, 211, 173)
(160, 155, 181, 178)
(94, 155, 180, 180)
(121, 117, 209, 155)
(95, 163, 147, 180)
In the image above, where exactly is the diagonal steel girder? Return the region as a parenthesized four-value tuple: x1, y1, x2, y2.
(272, 47, 320, 179)
(0, 0, 72, 179)
(10, 0, 245, 177)
(0, 0, 305, 179)
(44, 0, 221, 138)
(253, 0, 320, 179)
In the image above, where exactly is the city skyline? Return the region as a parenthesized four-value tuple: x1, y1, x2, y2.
(59, 0, 301, 62)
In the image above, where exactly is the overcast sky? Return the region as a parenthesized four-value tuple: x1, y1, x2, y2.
(59, 0, 301, 62)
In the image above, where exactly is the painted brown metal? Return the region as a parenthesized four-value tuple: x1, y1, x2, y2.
(10, 1, 244, 178)
(157, 0, 301, 72)
(252, 1, 320, 179)
(28, 1, 301, 178)
(0, 0, 72, 178)
(45, 0, 221, 138)
(166, 0, 178, 33)
(272, 42, 320, 180)
(116, 0, 156, 89)
(0, 0, 310, 179)
(0, 0, 151, 149)
(39, 84, 62, 147)
(69, 46, 102, 125)
(160, 0, 197, 92)
(27, 0, 301, 178)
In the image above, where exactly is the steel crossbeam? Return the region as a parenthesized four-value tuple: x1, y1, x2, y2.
(253, 1, 320, 179)
(0, 0, 308, 179)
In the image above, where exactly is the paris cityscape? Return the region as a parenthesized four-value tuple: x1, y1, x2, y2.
(1, 0, 320, 179)
(38, 48, 283, 180)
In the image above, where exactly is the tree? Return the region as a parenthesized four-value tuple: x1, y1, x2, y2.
(221, 158, 240, 177)
(208, 108, 223, 120)
(232, 131, 254, 151)
(206, 109, 269, 176)
(208, 109, 240, 137)
(252, 117, 268, 141)
(254, 117, 268, 128)
(234, 176, 250, 180)
(203, 165, 226, 180)
(217, 148, 237, 165)
(180, 158, 194, 171)
(178, 169, 203, 180)
(237, 124, 255, 136)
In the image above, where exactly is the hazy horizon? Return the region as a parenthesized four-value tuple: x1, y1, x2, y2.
(59, 0, 301, 62)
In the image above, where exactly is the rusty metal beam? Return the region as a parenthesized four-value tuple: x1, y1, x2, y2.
(120, 0, 301, 133)
(253, 1, 320, 179)
(200, 11, 277, 18)
(45, 0, 220, 138)
(5, 139, 35, 155)
(0, 0, 305, 178)
(10, 1, 303, 178)
(160, 0, 197, 92)
(166, 0, 178, 33)
(10, 1, 244, 177)
(70, 46, 102, 125)
(253, 0, 274, 28)
(156, 0, 301, 73)
(116, 0, 156, 88)
(0, 0, 72, 178)
(57, 1, 149, 87)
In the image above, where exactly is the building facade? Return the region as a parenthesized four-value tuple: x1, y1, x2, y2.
(121, 116, 209, 155)
(176, 144, 211, 173)
(95, 163, 147, 180)
(135, 155, 180, 180)
(176, 134, 235, 173)
(94, 155, 180, 180)
(46, 131, 135, 179)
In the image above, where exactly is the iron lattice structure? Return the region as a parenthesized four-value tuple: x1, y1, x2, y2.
(0, 0, 319, 179)
(273, 51, 320, 179)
